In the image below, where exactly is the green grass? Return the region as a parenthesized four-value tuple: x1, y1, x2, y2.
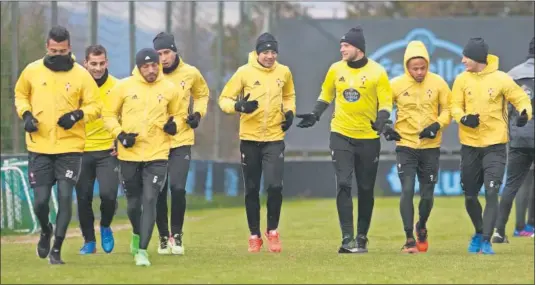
(1, 197, 534, 284)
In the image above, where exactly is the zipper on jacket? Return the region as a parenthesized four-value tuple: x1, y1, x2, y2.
(142, 92, 148, 161)
(417, 84, 421, 148)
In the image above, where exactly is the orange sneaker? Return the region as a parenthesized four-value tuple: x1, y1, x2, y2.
(265, 230, 282, 253)
(401, 238, 419, 254)
(415, 223, 429, 252)
(248, 235, 263, 253)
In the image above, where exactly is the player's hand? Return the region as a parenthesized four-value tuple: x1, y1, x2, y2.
(461, 114, 479, 128)
(57, 110, 84, 130)
(516, 109, 528, 127)
(383, 125, 401, 141)
(419, 122, 441, 139)
(117, 132, 138, 148)
(371, 110, 391, 135)
(186, 112, 201, 129)
(22, 111, 39, 133)
(281, 111, 294, 132)
(296, 113, 318, 128)
(234, 94, 259, 114)
(163, 117, 177, 135)
(110, 140, 118, 156)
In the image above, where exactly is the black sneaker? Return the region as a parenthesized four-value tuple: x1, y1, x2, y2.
(491, 232, 509, 244)
(401, 238, 419, 253)
(48, 248, 65, 265)
(171, 233, 184, 255)
(36, 223, 53, 259)
(356, 235, 369, 253)
(338, 236, 358, 254)
(157, 235, 170, 254)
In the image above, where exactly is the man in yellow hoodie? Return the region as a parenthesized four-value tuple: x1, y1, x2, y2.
(296, 26, 393, 254)
(103, 48, 181, 266)
(76, 44, 119, 255)
(450, 37, 533, 255)
(383, 41, 451, 254)
(152, 32, 209, 255)
(219, 32, 296, 253)
(14, 26, 100, 265)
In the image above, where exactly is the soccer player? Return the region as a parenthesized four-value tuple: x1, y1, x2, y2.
(296, 26, 393, 254)
(218, 32, 296, 253)
(383, 40, 451, 253)
(75, 44, 120, 255)
(152, 32, 209, 255)
(450, 37, 532, 254)
(492, 37, 535, 243)
(14, 26, 100, 264)
(103, 48, 181, 266)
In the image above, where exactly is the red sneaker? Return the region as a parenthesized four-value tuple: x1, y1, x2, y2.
(265, 230, 281, 253)
(248, 235, 263, 253)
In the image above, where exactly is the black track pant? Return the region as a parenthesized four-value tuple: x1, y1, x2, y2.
(240, 140, 285, 237)
(330, 132, 380, 240)
(156, 146, 191, 237)
(461, 144, 506, 242)
(29, 151, 82, 250)
(396, 146, 439, 238)
(75, 149, 119, 242)
(120, 160, 167, 250)
(495, 147, 534, 235)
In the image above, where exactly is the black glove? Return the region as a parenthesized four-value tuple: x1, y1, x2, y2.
(461, 114, 480, 128)
(516, 109, 528, 127)
(234, 94, 259, 114)
(383, 126, 402, 141)
(163, 117, 177, 135)
(371, 110, 391, 134)
(57, 110, 84, 130)
(296, 113, 319, 128)
(117, 132, 138, 148)
(281, 111, 294, 132)
(22, 111, 38, 133)
(419, 122, 441, 139)
(186, 112, 201, 129)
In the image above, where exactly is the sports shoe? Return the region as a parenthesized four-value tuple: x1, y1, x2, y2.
(265, 230, 282, 253)
(36, 223, 53, 259)
(338, 236, 358, 254)
(79, 241, 97, 255)
(468, 233, 482, 253)
(157, 235, 171, 255)
(514, 225, 535, 237)
(415, 223, 429, 252)
(480, 240, 495, 254)
(100, 226, 114, 253)
(135, 249, 151, 266)
(401, 238, 419, 254)
(48, 248, 65, 265)
(355, 235, 369, 253)
(130, 233, 140, 256)
(491, 232, 509, 244)
(248, 235, 263, 253)
(171, 233, 185, 255)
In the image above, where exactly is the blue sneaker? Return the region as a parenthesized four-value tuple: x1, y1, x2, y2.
(80, 241, 97, 255)
(468, 234, 482, 253)
(525, 225, 535, 233)
(480, 240, 495, 255)
(513, 225, 534, 237)
(101, 226, 115, 253)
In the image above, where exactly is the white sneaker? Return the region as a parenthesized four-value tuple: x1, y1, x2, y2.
(170, 233, 184, 255)
(157, 236, 171, 255)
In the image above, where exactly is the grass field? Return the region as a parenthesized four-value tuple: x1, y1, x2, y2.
(1, 197, 534, 284)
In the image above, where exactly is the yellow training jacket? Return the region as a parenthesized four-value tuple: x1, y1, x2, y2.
(450, 54, 533, 148)
(103, 67, 181, 162)
(219, 51, 296, 142)
(14, 59, 101, 154)
(84, 74, 118, 152)
(318, 58, 393, 139)
(163, 57, 209, 148)
(391, 41, 451, 149)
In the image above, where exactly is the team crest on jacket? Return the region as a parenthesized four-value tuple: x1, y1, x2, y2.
(65, 82, 71, 92)
(180, 81, 186, 90)
(361, 75, 367, 84)
(338, 76, 345, 82)
(157, 94, 163, 102)
(488, 88, 494, 96)
(276, 78, 282, 87)
(343, 88, 360, 102)
(426, 89, 433, 98)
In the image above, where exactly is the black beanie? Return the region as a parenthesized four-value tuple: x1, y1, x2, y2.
(462, 37, 488, 64)
(340, 26, 366, 53)
(153, 32, 177, 52)
(135, 48, 159, 68)
(256, 32, 278, 54)
(529, 37, 534, 58)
